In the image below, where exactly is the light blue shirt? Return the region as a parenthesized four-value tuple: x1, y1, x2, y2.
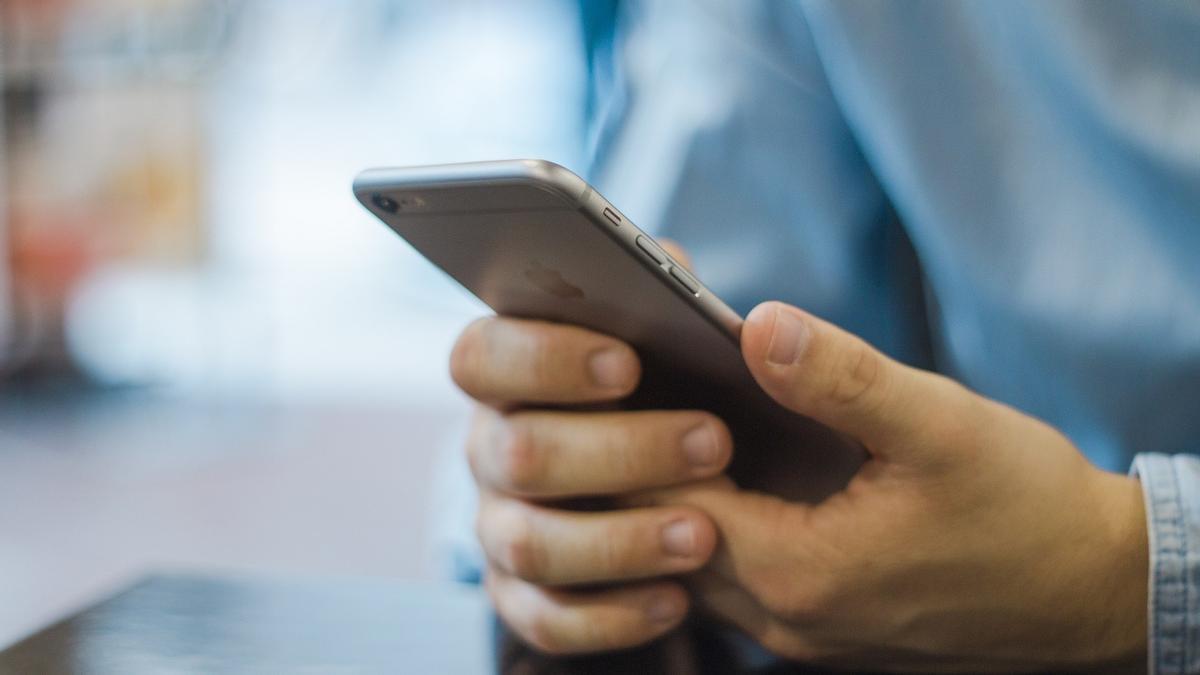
(584, 1, 1200, 671)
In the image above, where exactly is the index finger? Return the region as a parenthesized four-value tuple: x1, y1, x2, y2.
(450, 316, 641, 407)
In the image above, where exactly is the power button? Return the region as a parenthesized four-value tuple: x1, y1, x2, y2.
(669, 265, 700, 296)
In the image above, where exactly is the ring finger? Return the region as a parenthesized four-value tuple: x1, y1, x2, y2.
(486, 564, 688, 655)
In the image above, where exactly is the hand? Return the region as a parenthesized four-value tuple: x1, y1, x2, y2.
(450, 314, 734, 654)
(634, 301, 1149, 672)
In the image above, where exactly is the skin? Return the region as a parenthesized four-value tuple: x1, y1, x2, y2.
(452, 246, 1149, 672)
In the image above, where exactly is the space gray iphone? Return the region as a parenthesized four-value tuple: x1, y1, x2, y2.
(353, 160, 863, 501)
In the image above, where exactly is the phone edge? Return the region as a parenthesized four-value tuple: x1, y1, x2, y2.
(352, 159, 746, 346)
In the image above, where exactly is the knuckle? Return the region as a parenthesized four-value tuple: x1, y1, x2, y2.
(499, 510, 545, 582)
(482, 567, 498, 601)
(449, 318, 489, 393)
(910, 372, 986, 455)
(756, 574, 836, 622)
(602, 423, 642, 484)
(936, 380, 981, 438)
(825, 338, 885, 408)
(496, 418, 544, 493)
(525, 609, 568, 654)
(526, 330, 562, 391)
(486, 574, 565, 655)
(596, 521, 636, 574)
(464, 410, 492, 482)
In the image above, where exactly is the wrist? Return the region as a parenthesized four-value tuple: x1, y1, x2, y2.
(1085, 470, 1149, 672)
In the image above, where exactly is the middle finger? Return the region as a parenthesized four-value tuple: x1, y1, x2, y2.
(469, 408, 733, 498)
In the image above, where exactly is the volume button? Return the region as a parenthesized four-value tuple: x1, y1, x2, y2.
(669, 265, 700, 296)
(635, 235, 666, 264)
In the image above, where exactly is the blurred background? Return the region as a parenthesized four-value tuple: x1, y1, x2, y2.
(0, 0, 590, 645)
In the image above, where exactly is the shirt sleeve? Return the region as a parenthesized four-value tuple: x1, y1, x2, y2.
(1132, 453, 1200, 674)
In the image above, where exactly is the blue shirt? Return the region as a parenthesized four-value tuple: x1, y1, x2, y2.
(585, 1, 1200, 671)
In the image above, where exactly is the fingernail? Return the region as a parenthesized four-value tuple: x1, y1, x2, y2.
(682, 423, 720, 469)
(661, 520, 696, 557)
(589, 348, 633, 389)
(646, 594, 681, 624)
(765, 306, 809, 366)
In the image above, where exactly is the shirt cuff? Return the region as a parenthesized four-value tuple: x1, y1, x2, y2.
(1132, 453, 1200, 675)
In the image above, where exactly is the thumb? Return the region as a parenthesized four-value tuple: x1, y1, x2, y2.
(741, 301, 968, 457)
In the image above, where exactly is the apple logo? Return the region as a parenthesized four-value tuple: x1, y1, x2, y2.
(524, 260, 585, 300)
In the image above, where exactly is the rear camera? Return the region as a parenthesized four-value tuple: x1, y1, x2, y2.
(372, 194, 399, 214)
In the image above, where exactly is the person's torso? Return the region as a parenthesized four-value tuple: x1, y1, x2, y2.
(590, 0, 1200, 470)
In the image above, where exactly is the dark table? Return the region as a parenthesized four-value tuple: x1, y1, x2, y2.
(0, 574, 493, 674)
(0, 573, 908, 674)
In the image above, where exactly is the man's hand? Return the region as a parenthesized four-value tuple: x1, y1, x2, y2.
(451, 316, 732, 654)
(451, 279, 1149, 669)
(630, 301, 1149, 671)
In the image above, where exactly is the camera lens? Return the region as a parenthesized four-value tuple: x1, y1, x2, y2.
(372, 194, 399, 214)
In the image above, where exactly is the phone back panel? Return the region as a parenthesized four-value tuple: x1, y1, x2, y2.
(354, 160, 863, 502)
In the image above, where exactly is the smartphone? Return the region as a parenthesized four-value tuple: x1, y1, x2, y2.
(353, 159, 863, 501)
